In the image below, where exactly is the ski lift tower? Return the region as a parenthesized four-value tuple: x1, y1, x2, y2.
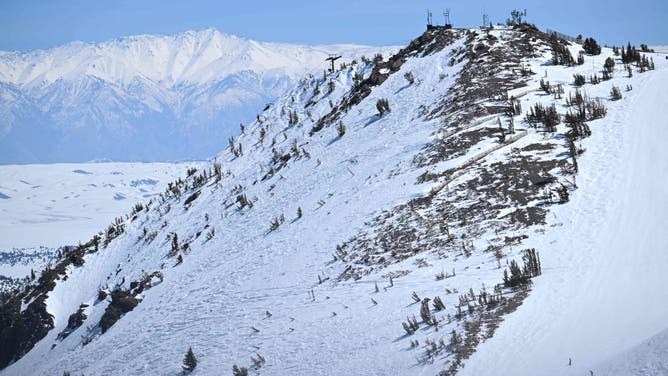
(326, 54, 342, 73)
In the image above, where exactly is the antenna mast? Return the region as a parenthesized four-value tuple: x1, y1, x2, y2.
(444, 8, 452, 29)
(427, 9, 433, 27)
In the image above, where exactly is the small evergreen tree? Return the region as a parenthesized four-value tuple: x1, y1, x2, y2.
(171, 233, 179, 254)
(182, 347, 198, 372)
(603, 57, 615, 73)
(582, 37, 601, 55)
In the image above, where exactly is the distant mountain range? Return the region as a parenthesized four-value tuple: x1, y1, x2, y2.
(0, 29, 390, 163)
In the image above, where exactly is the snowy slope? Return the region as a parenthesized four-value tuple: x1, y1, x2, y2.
(1, 26, 667, 376)
(0, 162, 203, 248)
(0, 29, 393, 163)
(460, 63, 668, 376)
(596, 328, 668, 376)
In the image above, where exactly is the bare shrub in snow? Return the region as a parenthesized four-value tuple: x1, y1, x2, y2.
(610, 86, 622, 100)
(269, 214, 285, 231)
(376, 98, 391, 116)
(404, 71, 415, 85)
(232, 365, 249, 376)
(337, 121, 346, 137)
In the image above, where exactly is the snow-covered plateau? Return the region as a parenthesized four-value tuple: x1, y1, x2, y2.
(0, 24, 667, 376)
(0, 162, 204, 248)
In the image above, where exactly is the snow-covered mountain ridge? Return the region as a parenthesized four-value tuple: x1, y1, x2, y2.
(0, 29, 392, 163)
(0, 24, 666, 376)
(0, 29, 374, 87)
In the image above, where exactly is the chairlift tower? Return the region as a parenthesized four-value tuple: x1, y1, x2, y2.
(326, 54, 342, 73)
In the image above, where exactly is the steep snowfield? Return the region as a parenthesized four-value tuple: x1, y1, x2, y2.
(0, 29, 393, 163)
(461, 57, 668, 376)
(1, 26, 667, 376)
(597, 328, 668, 375)
(0, 162, 202, 248)
(3, 32, 467, 376)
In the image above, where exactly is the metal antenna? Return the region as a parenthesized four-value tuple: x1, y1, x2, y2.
(482, 12, 489, 27)
(444, 8, 452, 29)
(427, 9, 433, 27)
(326, 54, 342, 73)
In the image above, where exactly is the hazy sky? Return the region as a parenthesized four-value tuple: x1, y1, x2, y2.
(1, 0, 666, 51)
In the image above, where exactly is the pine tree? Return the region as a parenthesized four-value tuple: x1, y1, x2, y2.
(171, 233, 179, 254)
(583, 37, 601, 55)
(182, 347, 198, 372)
(604, 57, 615, 73)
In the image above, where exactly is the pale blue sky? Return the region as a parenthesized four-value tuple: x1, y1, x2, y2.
(0, 0, 666, 51)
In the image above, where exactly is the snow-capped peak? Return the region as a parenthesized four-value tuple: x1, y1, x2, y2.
(0, 29, 394, 163)
(0, 28, 384, 87)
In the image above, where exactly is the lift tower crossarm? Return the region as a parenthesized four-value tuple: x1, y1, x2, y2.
(326, 54, 342, 73)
